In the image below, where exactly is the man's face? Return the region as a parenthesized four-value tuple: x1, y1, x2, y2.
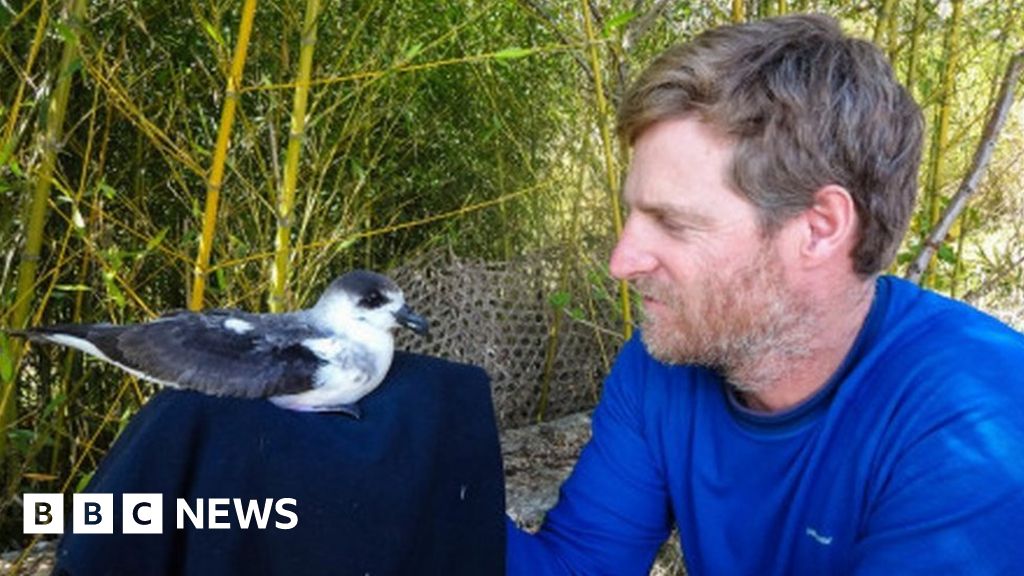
(609, 117, 810, 384)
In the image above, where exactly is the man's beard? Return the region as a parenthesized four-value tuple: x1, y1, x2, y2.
(635, 244, 813, 393)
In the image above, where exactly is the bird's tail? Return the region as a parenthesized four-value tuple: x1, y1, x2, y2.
(4, 327, 45, 341)
(4, 324, 127, 365)
(6, 324, 168, 387)
(6, 324, 96, 342)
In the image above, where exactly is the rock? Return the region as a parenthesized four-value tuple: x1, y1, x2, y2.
(0, 539, 56, 576)
(501, 411, 686, 575)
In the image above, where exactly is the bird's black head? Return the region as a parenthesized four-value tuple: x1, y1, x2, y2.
(333, 270, 401, 308)
(316, 270, 428, 336)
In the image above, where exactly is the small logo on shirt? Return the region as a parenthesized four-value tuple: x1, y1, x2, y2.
(805, 527, 833, 545)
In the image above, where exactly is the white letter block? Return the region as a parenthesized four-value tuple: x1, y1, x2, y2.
(23, 493, 64, 535)
(123, 493, 163, 534)
(73, 493, 113, 534)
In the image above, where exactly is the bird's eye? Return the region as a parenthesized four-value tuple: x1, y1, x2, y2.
(359, 291, 388, 309)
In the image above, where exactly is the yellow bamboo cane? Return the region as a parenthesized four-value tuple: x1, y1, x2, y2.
(270, 0, 321, 312)
(1, 0, 87, 463)
(581, 0, 633, 339)
(731, 0, 745, 23)
(872, 0, 897, 46)
(190, 0, 259, 310)
(922, 0, 962, 287)
(906, 0, 925, 88)
(0, 0, 49, 168)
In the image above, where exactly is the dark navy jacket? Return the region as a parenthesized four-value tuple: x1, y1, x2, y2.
(55, 352, 505, 575)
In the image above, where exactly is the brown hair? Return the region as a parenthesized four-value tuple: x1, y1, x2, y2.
(617, 14, 923, 276)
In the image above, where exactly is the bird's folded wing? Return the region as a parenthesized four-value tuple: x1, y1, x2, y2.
(116, 312, 321, 398)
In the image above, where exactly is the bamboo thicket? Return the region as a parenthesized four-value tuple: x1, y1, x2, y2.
(189, 0, 259, 311)
(1, 0, 86, 463)
(907, 50, 1024, 285)
(580, 0, 632, 340)
(270, 0, 321, 312)
(919, 0, 964, 287)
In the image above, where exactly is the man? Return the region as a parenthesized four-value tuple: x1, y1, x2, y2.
(507, 13, 1024, 575)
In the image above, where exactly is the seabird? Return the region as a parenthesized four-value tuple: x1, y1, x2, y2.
(9, 270, 429, 418)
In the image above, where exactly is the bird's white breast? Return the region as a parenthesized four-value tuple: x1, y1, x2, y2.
(286, 323, 395, 407)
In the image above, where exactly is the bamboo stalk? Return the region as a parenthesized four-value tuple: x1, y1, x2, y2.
(190, 0, 259, 311)
(872, 0, 896, 46)
(270, 0, 321, 312)
(905, 0, 925, 88)
(732, 0, 745, 23)
(1, 0, 87, 463)
(885, 2, 899, 61)
(49, 84, 108, 479)
(580, 0, 633, 339)
(920, 0, 962, 287)
(0, 0, 49, 168)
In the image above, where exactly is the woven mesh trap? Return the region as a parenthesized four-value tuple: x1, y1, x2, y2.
(390, 249, 625, 430)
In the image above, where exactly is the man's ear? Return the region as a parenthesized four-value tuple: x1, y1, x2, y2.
(796, 184, 858, 266)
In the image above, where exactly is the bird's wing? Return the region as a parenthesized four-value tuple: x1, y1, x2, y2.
(114, 311, 323, 398)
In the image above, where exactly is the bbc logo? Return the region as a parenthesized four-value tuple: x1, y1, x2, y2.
(24, 493, 299, 534)
(24, 493, 163, 535)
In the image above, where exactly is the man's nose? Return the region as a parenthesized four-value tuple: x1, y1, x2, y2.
(609, 215, 657, 280)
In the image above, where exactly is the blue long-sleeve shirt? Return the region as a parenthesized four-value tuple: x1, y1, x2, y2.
(508, 276, 1024, 575)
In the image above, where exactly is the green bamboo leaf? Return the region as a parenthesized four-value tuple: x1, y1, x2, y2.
(98, 182, 117, 200)
(104, 246, 124, 270)
(71, 206, 86, 229)
(43, 393, 67, 418)
(74, 471, 95, 493)
(7, 158, 24, 177)
(116, 406, 135, 437)
(215, 267, 227, 292)
(334, 236, 359, 252)
(349, 158, 365, 180)
(492, 47, 533, 60)
(604, 10, 637, 35)
(200, 18, 226, 48)
(54, 284, 91, 292)
(937, 244, 957, 264)
(404, 42, 424, 61)
(1, 137, 18, 170)
(55, 22, 76, 44)
(63, 57, 83, 79)
(0, 336, 13, 382)
(7, 428, 34, 455)
(103, 272, 126, 308)
(549, 291, 571, 309)
(146, 227, 170, 252)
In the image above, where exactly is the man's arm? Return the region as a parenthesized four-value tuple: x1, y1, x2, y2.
(507, 336, 672, 576)
(851, 369, 1024, 574)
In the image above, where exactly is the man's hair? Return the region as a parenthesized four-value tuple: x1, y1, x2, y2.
(617, 14, 923, 276)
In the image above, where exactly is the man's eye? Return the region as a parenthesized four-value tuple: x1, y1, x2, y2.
(657, 217, 688, 235)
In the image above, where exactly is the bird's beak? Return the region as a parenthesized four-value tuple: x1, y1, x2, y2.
(394, 305, 429, 336)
